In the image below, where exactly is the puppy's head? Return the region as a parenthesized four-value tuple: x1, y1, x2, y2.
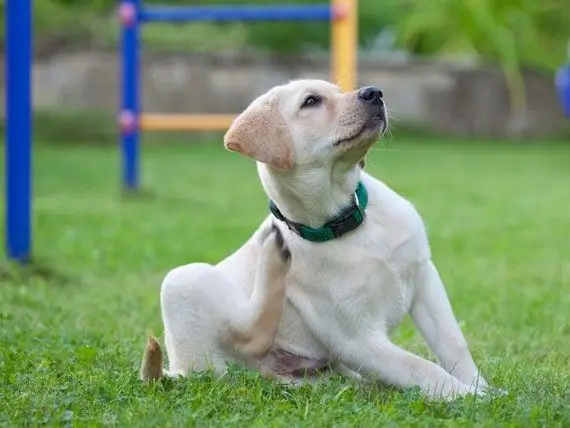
(223, 79, 387, 170)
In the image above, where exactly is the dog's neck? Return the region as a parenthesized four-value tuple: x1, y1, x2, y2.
(258, 162, 362, 228)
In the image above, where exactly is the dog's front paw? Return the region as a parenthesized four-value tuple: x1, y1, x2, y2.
(481, 385, 509, 397)
(438, 382, 475, 401)
(438, 381, 507, 402)
(426, 380, 482, 402)
(463, 377, 508, 398)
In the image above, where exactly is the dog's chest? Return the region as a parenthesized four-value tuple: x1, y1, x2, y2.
(275, 219, 424, 358)
(296, 238, 415, 330)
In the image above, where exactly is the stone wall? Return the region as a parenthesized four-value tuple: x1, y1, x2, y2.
(0, 51, 566, 138)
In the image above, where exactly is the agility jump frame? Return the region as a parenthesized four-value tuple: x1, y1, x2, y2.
(1, 0, 356, 262)
(118, 0, 358, 191)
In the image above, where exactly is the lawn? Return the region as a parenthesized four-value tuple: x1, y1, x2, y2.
(1, 139, 569, 426)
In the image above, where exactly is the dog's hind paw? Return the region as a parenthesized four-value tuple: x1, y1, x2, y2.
(259, 222, 291, 265)
(270, 222, 291, 263)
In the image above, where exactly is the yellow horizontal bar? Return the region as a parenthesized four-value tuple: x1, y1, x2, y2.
(140, 114, 236, 131)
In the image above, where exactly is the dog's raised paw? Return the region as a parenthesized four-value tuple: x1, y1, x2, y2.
(270, 223, 291, 262)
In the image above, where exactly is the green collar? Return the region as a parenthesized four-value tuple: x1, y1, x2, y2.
(269, 181, 368, 243)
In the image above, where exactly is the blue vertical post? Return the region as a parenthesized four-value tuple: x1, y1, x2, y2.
(119, 0, 141, 191)
(555, 42, 570, 118)
(5, 0, 33, 262)
(556, 64, 570, 118)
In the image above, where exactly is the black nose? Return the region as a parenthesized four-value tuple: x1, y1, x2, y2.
(358, 86, 383, 105)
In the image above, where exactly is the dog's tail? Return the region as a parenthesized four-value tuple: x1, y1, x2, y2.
(139, 335, 164, 381)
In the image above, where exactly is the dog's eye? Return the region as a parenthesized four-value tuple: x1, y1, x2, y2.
(300, 95, 322, 109)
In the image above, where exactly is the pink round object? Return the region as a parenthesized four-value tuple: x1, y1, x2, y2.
(332, 4, 348, 20)
(119, 110, 137, 133)
(118, 3, 137, 27)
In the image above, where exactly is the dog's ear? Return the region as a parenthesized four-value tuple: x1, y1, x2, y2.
(223, 101, 295, 170)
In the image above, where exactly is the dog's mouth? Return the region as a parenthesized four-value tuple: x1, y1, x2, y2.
(334, 113, 386, 147)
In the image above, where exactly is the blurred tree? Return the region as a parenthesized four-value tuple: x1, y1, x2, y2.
(21, 0, 400, 52)
(244, 0, 400, 52)
(0, 0, 100, 53)
(391, 0, 570, 113)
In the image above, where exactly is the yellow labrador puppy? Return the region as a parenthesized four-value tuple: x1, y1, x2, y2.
(140, 79, 489, 400)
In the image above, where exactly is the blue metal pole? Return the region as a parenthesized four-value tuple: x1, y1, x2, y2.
(139, 4, 333, 23)
(5, 0, 32, 262)
(119, 0, 141, 191)
(556, 65, 570, 118)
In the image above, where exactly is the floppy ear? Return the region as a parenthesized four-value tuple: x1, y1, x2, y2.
(223, 102, 295, 170)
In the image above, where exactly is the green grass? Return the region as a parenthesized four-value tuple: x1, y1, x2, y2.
(1, 139, 569, 426)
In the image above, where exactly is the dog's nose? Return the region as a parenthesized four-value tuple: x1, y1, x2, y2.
(358, 86, 383, 105)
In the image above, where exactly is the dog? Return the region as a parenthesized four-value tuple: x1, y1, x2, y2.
(140, 79, 489, 400)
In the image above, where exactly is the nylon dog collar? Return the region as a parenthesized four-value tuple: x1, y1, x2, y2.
(269, 181, 368, 243)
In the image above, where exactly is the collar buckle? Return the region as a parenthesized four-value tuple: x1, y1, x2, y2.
(354, 189, 366, 220)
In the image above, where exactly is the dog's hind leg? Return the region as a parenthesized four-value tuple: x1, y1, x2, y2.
(224, 223, 291, 357)
(142, 225, 290, 380)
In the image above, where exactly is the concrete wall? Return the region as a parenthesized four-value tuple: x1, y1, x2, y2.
(0, 51, 565, 138)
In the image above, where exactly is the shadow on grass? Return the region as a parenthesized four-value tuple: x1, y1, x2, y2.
(119, 188, 208, 208)
(0, 257, 73, 286)
(120, 187, 157, 201)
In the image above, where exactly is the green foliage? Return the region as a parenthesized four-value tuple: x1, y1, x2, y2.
(0, 0, 399, 53)
(0, 0, 102, 51)
(391, 0, 570, 112)
(244, 0, 400, 52)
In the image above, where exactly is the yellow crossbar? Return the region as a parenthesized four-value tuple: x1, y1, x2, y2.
(140, 114, 236, 131)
